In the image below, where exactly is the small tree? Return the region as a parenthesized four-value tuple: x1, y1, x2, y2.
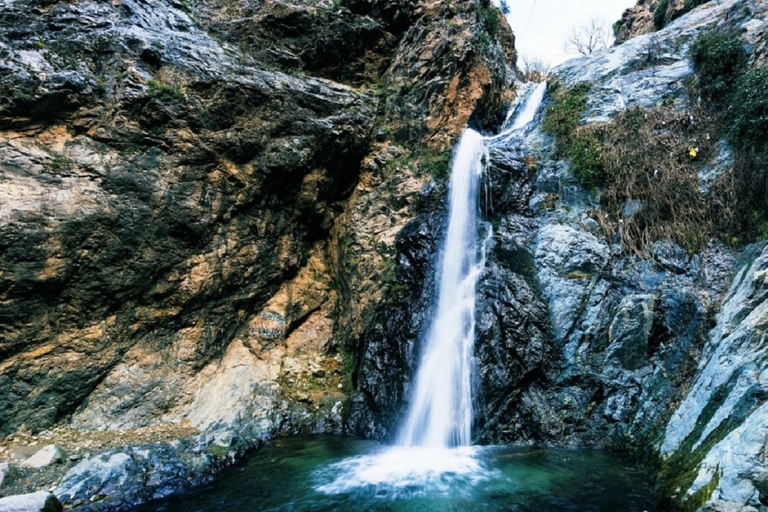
(563, 18, 612, 56)
(520, 54, 551, 82)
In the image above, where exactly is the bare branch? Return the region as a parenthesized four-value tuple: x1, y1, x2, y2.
(520, 53, 551, 81)
(563, 18, 613, 56)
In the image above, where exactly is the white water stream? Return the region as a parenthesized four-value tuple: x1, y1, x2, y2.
(397, 129, 489, 449)
(318, 83, 546, 494)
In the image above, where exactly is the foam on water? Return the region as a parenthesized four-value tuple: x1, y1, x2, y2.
(316, 445, 492, 496)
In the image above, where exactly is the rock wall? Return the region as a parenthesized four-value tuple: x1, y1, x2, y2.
(474, 1, 768, 510)
(0, 0, 516, 507)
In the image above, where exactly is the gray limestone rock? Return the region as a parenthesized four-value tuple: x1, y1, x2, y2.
(0, 492, 62, 512)
(20, 445, 65, 469)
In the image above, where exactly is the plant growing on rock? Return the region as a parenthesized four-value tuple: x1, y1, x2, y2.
(147, 79, 184, 101)
(542, 81, 591, 156)
(689, 29, 746, 108)
(728, 69, 768, 151)
(599, 107, 713, 252)
(477, 5, 501, 37)
(690, 28, 768, 244)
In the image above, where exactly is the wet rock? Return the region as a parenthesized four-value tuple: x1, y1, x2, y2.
(54, 432, 257, 510)
(604, 295, 655, 372)
(659, 242, 768, 510)
(474, 263, 552, 443)
(534, 223, 610, 343)
(0, 491, 62, 512)
(0, 0, 512, 505)
(20, 445, 65, 469)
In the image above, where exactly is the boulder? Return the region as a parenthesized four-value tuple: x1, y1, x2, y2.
(0, 492, 62, 512)
(20, 445, 65, 469)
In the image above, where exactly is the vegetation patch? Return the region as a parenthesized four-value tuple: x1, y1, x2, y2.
(689, 28, 768, 244)
(147, 79, 184, 101)
(654, 0, 711, 30)
(653, 0, 670, 30)
(542, 80, 591, 156)
(543, 28, 768, 250)
(570, 131, 608, 188)
(568, 106, 715, 252)
(689, 29, 746, 108)
(477, 5, 501, 37)
(544, 81, 716, 251)
(728, 69, 768, 151)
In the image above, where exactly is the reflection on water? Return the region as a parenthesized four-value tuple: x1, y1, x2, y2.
(140, 436, 658, 512)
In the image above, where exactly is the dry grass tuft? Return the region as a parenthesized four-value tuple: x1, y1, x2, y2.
(570, 106, 715, 252)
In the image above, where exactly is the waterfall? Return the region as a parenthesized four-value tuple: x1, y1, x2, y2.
(397, 130, 489, 448)
(492, 81, 547, 140)
(317, 83, 546, 494)
(396, 82, 546, 449)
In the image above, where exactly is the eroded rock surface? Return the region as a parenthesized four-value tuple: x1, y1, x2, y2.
(476, 2, 768, 511)
(0, 0, 516, 507)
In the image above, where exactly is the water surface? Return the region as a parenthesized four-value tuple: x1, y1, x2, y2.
(144, 436, 658, 512)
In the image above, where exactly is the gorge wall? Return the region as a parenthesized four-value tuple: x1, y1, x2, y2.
(0, 0, 515, 508)
(474, 2, 768, 511)
(3, 0, 768, 511)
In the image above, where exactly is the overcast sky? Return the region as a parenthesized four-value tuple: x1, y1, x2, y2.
(495, 0, 637, 68)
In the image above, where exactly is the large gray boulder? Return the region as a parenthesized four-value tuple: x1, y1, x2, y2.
(20, 445, 65, 470)
(0, 492, 62, 512)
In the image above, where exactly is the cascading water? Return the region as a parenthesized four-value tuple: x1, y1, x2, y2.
(397, 129, 489, 449)
(316, 83, 547, 495)
(146, 81, 659, 509)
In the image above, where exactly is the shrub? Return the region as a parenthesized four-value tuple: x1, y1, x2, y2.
(689, 29, 746, 107)
(682, 0, 708, 13)
(147, 79, 184, 101)
(478, 5, 501, 37)
(653, 0, 670, 30)
(571, 132, 608, 188)
(689, 28, 768, 246)
(542, 81, 591, 155)
(728, 69, 768, 151)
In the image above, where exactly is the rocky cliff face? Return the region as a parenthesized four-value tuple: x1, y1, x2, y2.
(472, 1, 768, 510)
(0, 0, 516, 508)
(6, 0, 767, 510)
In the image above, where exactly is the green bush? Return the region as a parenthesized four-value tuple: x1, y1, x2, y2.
(478, 5, 501, 37)
(682, 0, 708, 13)
(571, 133, 608, 188)
(148, 79, 184, 101)
(653, 0, 670, 30)
(542, 81, 591, 155)
(728, 69, 768, 151)
(689, 29, 746, 106)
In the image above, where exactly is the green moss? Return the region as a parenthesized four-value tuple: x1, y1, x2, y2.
(657, 370, 766, 511)
(542, 81, 591, 156)
(206, 442, 229, 458)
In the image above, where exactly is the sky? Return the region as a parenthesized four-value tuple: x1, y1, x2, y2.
(495, 0, 637, 68)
